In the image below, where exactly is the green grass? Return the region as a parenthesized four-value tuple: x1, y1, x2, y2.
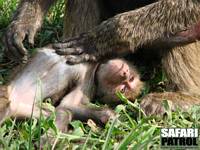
(0, 0, 200, 149)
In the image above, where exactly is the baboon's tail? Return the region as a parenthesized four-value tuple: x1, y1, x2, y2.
(0, 85, 10, 124)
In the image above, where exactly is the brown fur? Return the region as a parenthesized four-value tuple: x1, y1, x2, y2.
(5, 0, 200, 115)
(0, 86, 9, 110)
(141, 92, 200, 115)
(163, 41, 200, 96)
(56, 0, 200, 57)
(53, 0, 200, 114)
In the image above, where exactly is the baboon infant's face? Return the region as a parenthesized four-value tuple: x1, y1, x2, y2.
(96, 59, 143, 105)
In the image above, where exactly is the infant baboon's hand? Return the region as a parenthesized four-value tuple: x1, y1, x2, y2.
(94, 107, 116, 125)
(101, 108, 116, 123)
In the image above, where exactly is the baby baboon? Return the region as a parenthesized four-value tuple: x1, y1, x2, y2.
(0, 47, 143, 132)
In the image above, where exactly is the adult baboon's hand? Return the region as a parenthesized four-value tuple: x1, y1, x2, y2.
(4, 19, 40, 63)
(53, 35, 98, 64)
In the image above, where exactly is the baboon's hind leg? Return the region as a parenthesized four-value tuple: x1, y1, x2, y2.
(162, 42, 200, 96)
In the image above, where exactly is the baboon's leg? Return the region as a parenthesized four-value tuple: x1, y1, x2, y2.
(53, 87, 84, 132)
(140, 92, 200, 116)
(10, 103, 51, 119)
(54, 107, 72, 133)
(162, 42, 200, 96)
(0, 85, 51, 122)
(142, 42, 200, 116)
(63, 0, 103, 38)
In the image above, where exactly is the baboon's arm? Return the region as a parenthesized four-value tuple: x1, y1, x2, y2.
(4, 0, 57, 62)
(55, 87, 115, 132)
(54, 0, 200, 64)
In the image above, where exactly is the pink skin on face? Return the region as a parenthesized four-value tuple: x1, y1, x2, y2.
(96, 58, 143, 104)
(104, 59, 140, 94)
(115, 74, 140, 93)
(104, 59, 131, 85)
